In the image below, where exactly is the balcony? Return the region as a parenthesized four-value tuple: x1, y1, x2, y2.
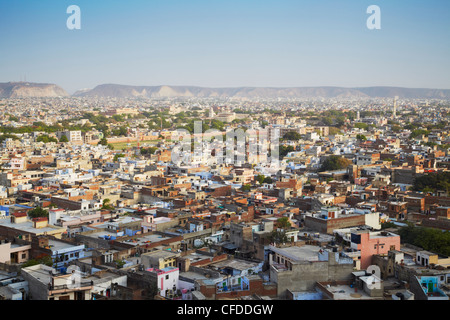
(48, 281, 93, 295)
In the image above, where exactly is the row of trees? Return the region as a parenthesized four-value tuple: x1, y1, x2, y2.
(397, 224, 450, 257)
(412, 172, 450, 193)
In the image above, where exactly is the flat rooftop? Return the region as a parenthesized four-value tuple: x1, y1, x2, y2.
(117, 233, 175, 246)
(0, 218, 66, 235)
(22, 264, 54, 284)
(321, 283, 381, 300)
(142, 249, 179, 259)
(270, 245, 320, 262)
(48, 239, 84, 252)
(209, 258, 261, 271)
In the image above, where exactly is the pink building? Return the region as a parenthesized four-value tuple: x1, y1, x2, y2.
(351, 230, 400, 270)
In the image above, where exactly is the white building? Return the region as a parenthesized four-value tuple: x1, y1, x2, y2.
(146, 267, 179, 298)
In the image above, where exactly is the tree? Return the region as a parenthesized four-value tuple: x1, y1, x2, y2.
(412, 172, 450, 193)
(277, 217, 291, 230)
(255, 174, 266, 184)
(28, 207, 49, 219)
(356, 134, 367, 141)
(59, 134, 69, 143)
(36, 135, 58, 143)
(263, 176, 273, 184)
(241, 184, 252, 192)
(319, 155, 351, 172)
(410, 129, 430, 139)
(102, 199, 114, 211)
(21, 254, 53, 268)
(269, 217, 292, 245)
(270, 230, 288, 244)
(354, 123, 369, 130)
(328, 127, 342, 136)
(0, 134, 20, 143)
(141, 147, 158, 155)
(279, 145, 294, 159)
(115, 259, 126, 269)
(98, 137, 108, 146)
(282, 131, 301, 141)
(398, 225, 450, 257)
(113, 153, 125, 162)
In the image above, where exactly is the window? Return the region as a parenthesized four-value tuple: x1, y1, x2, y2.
(165, 275, 169, 280)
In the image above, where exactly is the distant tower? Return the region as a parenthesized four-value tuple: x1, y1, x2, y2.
(209, 106, 215, 118)
(393, 96, 399, 119)
(136, 129, 140, 149)
(356, 110, 360, 121)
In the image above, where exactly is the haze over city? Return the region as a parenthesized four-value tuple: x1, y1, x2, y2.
(0, 0, 450, 309)
(1, 0, 450, 93)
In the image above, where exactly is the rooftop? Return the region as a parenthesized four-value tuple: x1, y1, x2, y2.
(319, 282, 382, 300)
(269, 245, 321, 262)
(117, 233, 176, 247)
(208, 258, 261, 271)
(0, 217, 66, 235)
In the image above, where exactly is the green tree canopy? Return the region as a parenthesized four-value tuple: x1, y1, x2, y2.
(141, 147, 158, 155)
(28, 207, 49, 219)
(320, 155, 352, 172)
(98, 137, 108, 146)
(282, 131, 302, 141)
(398, 225, 450, 257)
(354, 122, 369, 130)
(113, 153, 125, 162)
(356, 134, 367, 141)
(279, 145, 295, 159)
(255, 174, 266, 184)
(410, 129, 430, 139)
(59, 134, 69, 143)
(412, 172, 450, 193)
(36, 135, 58, 143)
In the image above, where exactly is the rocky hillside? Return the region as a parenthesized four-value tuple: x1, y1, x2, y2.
(73, 84, 450, 99)
(0, 82, 68, 98)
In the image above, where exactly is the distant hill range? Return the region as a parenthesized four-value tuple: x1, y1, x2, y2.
(0, 82, 68, 98)
(1, 82, 449, 99)
(73, 84, 450, 99)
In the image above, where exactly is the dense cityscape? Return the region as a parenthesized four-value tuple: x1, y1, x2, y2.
(0, 92, 450, 302)
(1, 1, 449, 314)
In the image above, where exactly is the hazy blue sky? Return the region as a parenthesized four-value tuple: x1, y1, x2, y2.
(0, 0, 449, 93)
